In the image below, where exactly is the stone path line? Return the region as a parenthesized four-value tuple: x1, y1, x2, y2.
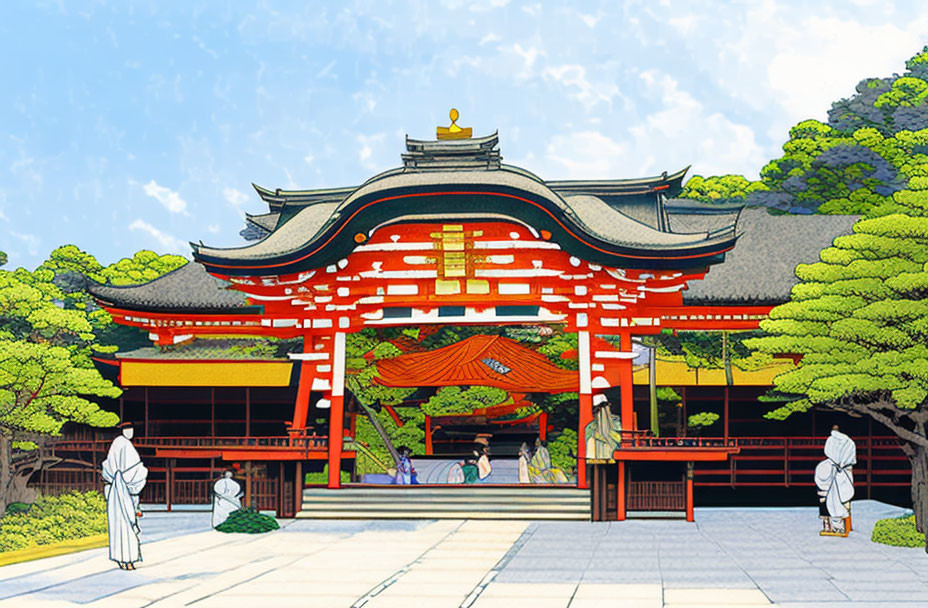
(0, 501, 925, 607)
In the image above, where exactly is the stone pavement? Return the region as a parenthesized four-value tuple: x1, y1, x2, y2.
(0, 501, 926, 607)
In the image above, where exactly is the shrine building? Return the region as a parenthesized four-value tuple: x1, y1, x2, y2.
(41, 113, 909, 521)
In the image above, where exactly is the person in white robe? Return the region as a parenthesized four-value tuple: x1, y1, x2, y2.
(101, 422, 148, 570)
(814, 425, 857, 534)
(211, 470, 243, 528)
(518, 442, 531, 483)
(476, 443, 492, 481)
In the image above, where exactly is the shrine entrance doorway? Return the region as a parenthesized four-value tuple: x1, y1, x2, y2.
(344, 326, 581, 487)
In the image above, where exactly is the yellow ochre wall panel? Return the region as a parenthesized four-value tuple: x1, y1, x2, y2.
(632, 359, 794, 386)
(121, 361, 292, 387)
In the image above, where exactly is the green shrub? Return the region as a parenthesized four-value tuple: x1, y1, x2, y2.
(0, 491, 107, 553)
(4, 502, 31, 516)
(871, 514, 924, 548)
(215, 508, 279, 534)
(305, 465, 351, 485)
(548, 428, 578, 473)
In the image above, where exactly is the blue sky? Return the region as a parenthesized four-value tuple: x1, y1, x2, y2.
(1, 1, 926, 270)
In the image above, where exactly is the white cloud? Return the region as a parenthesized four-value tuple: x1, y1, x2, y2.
(543, 64, 620, 111)
(479, 33, 501, 45)
(668, 15, 698, 36)
(543, 70, 766, 179)
(316, 60, 336, 79)
(631, 70, 765, 177)
(468, 0, 509, 12)
(765, 16, 928, 124)
(356, 133, 386, 170)
(545, 131, 627, 179)
(521, 4, 541, 17)
(8, 231, 40, 256)
(578, 11, 605, 28)
(501, 43, 544, 80)
(353, 91, 377, 114)
(128, 219, 187, 253)
(223, 187, 249, 208)
(207, 224, 220, 234)
(10, 156, 43, 188)
(142, 180, 189, 215)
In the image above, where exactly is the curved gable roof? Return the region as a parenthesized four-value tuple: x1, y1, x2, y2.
(195, 136, 738, 276)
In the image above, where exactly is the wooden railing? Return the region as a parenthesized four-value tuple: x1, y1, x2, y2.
(617, 432, 732, 449)
(693, 436, 910, 488)
(627, 481, 685, 511)
(49, 435, 328, 452)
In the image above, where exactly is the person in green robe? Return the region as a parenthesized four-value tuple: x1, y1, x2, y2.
(585, 394, 623, 460)
(528, 438, 569, 483)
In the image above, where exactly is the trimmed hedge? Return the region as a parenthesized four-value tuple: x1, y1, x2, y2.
(215, 508, 279, 534)
(0, 491, 107, 553)
(871, 514, 925, 548)
(304, 465, 351, 485)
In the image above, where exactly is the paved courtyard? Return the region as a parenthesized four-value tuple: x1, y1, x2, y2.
(0, 500, 925, 607)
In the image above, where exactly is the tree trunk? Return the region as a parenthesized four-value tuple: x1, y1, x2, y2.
(357, 401, 401, 467)
(0, 432, 10, 514)
(904, 441, 928, 551)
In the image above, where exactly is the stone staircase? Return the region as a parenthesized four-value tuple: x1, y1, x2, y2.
(298, 486, 591, 520)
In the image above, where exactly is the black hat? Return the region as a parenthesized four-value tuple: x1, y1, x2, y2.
(116, 421, 134, 429)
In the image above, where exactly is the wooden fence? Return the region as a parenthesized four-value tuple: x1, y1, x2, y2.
(627, 481, 686, 511)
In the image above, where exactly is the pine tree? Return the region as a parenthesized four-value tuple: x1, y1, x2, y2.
(746, 179, 928, 551)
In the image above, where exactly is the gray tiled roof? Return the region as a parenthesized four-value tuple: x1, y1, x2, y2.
(247, 212, 280, 232)
(198, 169, 728, 261)
(682, 209, 859, 305)
(87, 262, 251, 312)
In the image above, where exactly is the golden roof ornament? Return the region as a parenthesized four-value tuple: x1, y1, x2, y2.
(436, 108, 473, 140)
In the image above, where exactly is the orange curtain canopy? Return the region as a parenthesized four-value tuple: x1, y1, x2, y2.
(373, 335, 578, 393)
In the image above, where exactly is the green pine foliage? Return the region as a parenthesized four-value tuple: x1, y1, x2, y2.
(680, 47, 928, 215)
(546, 428, 578, 472)
(688, 412, 720, 429)
(421, 386, 508, 416)
(0, 491, 107, 552)
(745, 186, 928, 418)
(871, 515, 924, 548)
(214, 508, 279, 534)
(680, 174, 769, 205)
(0, 262, 121, 447)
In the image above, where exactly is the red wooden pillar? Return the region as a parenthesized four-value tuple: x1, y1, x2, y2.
(424, 415, 433, 455)
(328, 395, 345, 488)
(578, 394, 593, 489)
(245, 462, 252, 508)
(166, 458, 173, 512)
(616, 461, 626, 521)
(539, 412, 548, 441)
(685, 462, 694, 522)
(291, 335, 315, 436)
(619, 332, 634, 430)
(577, 331, 593, 489)
(327, 332, 346, 489)
(295, 460, 303, 515)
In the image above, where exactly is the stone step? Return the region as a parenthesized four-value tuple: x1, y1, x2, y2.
(295, 510, 589, 520)
(302, 487, 587, 497)
(298, 486, 591, 520)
